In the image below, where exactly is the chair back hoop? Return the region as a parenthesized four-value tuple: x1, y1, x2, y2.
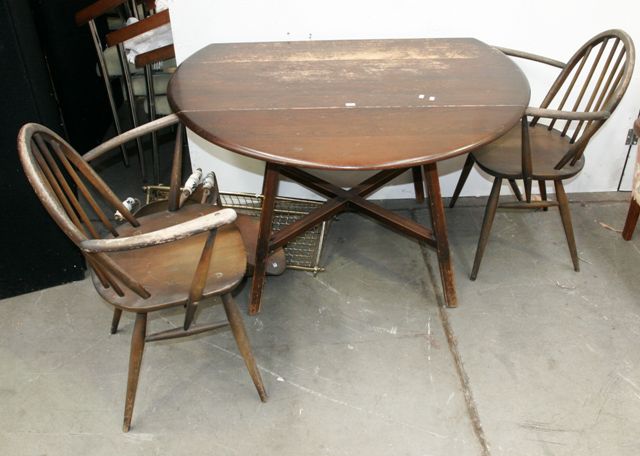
(17, 123, 148, 299)
(529, 30, 635, 169)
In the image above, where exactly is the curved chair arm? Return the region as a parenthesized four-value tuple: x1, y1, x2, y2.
(524, 107, 611, 170)
(80, 208, 237, 253)
(494, 46, 566, 69)
(83, 114, 180, 162)
(525, 107, 611, 121)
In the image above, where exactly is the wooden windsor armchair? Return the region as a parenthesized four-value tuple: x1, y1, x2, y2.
(17, 115, 267, 432)
(448, 29, 635, 280)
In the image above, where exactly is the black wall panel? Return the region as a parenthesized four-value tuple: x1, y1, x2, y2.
(0, 0, 113, 298)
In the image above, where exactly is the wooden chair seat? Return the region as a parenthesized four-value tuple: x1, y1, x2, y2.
(474, 124, 585, 180)
(94, 204, 246, 312)
(131, 199, 287, 276)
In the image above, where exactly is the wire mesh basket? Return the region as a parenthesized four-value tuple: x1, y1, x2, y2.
(143, 186, 330, 274)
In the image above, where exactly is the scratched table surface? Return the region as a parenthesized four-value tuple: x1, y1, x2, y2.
(168, 38, 530, 170)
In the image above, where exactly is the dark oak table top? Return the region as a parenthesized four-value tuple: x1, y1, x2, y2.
(168, 38, 530, 170)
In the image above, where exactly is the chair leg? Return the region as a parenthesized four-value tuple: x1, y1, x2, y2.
(111, 308, 123, 334)
(554, 180, 579, 272)
(471, 177, 502, 281)
(123, 313, 147, 433)
(622, 198, 640, 241)
(538, 180, 548, 211)
(221, 294, 267, 402)
(449, 154, 475, 208)
(411, 166, 425, 204)
(508, 179, 523, 201)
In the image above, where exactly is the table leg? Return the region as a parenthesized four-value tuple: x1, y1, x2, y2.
(411, 166, 425, 203)
(423, 163, 458, 308)
(249, 163, 280, 315)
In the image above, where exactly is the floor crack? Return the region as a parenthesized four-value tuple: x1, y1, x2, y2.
(413, 208, 492, 456)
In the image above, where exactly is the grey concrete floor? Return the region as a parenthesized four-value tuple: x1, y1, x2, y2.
(1, 190, 640, 455)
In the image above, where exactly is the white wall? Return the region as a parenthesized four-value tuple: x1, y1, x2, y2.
(168, 0, 640, 199)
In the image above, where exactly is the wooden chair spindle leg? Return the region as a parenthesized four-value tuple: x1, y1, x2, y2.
(123, 313, 147, 433)
(221, 294, 267, 402)
(471, 177, 502, 281)
(554, 180, 579, 272)
(622, 198, 640, 241)
(449, 154, 475, 208)
(508, 179, 523, 201)
(111, 308, 123, 334)
(538, 180, 548, 211)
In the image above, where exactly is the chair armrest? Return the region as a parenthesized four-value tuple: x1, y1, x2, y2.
(80, 208, 237, 253)
(106, 9, 171, 46)
(76, 0, 128, 26)
(494, 46, 566, 69)
(83, 114, 179, 162)
(525, 107, 610, 121)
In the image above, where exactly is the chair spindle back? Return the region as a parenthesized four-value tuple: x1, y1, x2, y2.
(531, 30, 635, 167)
(18, 123, 149, 299)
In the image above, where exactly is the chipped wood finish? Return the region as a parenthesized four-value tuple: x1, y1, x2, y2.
(80, 208, 237, 253)
(168, 38, 530, 170)
(525, 107, 610, 121)
(169, 38, 530, 313)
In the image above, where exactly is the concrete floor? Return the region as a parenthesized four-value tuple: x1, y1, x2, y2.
(2, 179, 640, 455)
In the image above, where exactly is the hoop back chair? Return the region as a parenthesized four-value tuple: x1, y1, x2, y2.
(17, 115, 267, 432)
(448, 29, 635, 280)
